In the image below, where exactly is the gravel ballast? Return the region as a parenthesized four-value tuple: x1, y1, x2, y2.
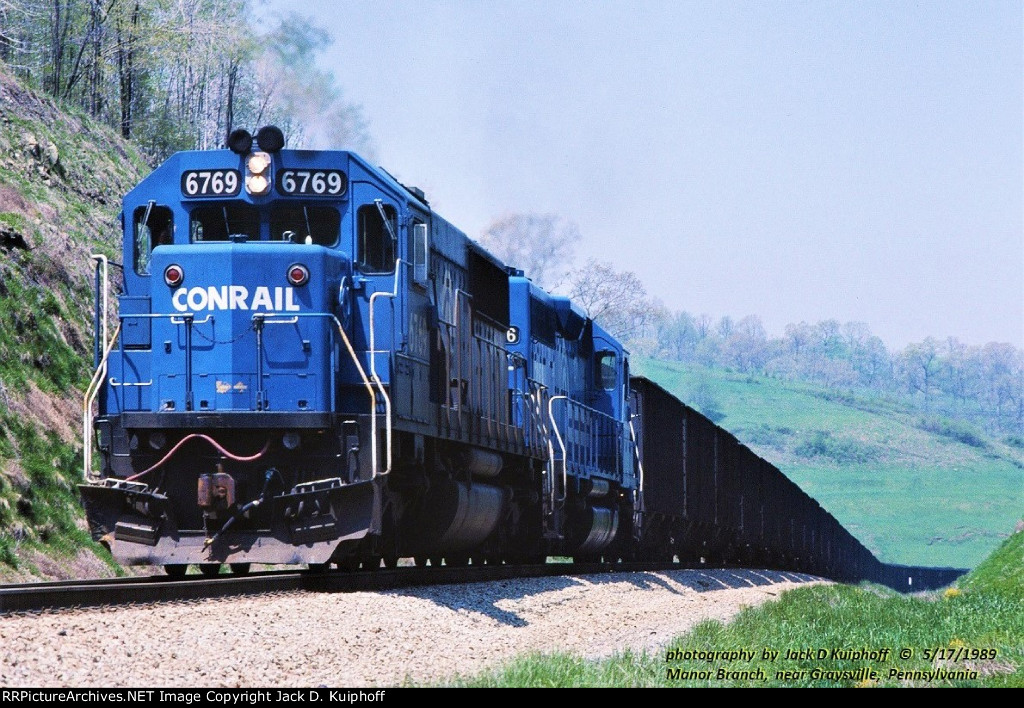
(0, 568, 824, 687)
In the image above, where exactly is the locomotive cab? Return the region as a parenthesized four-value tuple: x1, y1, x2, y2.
(82, 132, 389, 569)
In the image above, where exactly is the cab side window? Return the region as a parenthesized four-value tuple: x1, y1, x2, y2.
(133, 205, 173, 275)
(357, 203, 397, 272)
(596, 351, 617, 390)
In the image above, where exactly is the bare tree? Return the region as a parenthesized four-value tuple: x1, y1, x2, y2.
(566, 258, 652, 342)
(478, 213, 580, 290)
(726, 315, 769, 373)
(784, 321, 812, 358)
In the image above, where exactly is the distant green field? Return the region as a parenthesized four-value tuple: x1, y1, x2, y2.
(634, 359, 1024, 569)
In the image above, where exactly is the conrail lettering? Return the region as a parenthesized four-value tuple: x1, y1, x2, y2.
(171, 285, 301, 312)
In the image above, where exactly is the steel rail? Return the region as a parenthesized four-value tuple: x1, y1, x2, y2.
(0, 561, 699, 615)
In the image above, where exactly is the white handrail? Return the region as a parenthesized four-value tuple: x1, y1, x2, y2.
(547, 394, 569, 505)
(95, 255, 108, 360)
(82, 255, 110, 482)
(629, 416, 645, 495)
(83, 323, 120, 482)
(367, 260, 402, 475)
(327, 314, 380, 478)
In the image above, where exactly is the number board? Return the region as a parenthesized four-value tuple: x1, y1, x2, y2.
(181, 169, 241, 197)
(277, 169, 348, 197)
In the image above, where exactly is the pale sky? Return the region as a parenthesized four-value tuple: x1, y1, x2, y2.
(258, 0, 1023, 350)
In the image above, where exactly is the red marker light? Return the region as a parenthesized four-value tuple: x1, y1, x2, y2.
(287, 264, 309, 287)
(164, 264, 184, 287)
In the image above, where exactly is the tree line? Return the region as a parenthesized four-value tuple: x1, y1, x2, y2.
(480, 214, 1024, 440)
(0, 0, 372, 160)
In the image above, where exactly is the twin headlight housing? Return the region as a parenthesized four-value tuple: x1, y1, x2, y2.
(227, 125, 285, 196)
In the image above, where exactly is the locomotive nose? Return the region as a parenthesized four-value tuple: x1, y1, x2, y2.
(147, 242, 347, 415)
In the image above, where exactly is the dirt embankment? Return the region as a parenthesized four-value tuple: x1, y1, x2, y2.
(0, 64, 150, 581)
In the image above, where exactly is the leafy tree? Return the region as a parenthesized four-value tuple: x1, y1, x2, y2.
(1, 1, 372, 159)
(901, 337, 941, 411)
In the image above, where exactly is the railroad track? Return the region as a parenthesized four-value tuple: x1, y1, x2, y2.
(0, 560, 685, 615)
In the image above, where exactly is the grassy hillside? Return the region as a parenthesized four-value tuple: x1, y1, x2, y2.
(634, 358, 1024, 568)
(0, 65, 149, 580)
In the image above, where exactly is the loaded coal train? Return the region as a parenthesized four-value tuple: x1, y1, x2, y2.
(79, 126, 962, 589)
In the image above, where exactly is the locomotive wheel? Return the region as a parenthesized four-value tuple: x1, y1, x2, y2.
(445, 555, 468, 567)
(199, 563, 221, 577)
(363, 556, 383, 570)
(382, 554, 399, 569)
(229, 563, 251, 576)
(164, 564, 187, 578)
(306, 562, 329, 573)
(414, 556, 429, 567)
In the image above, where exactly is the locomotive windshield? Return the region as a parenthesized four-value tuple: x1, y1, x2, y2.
(271, 205, 339, 246)
(190, 204, 259, 241)
(187, 204, 340, 246)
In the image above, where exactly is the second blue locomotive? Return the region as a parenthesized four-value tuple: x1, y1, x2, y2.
(80, 126, 634, 573)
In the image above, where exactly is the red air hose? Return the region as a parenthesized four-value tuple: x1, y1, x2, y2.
(126, 434, 270, 481)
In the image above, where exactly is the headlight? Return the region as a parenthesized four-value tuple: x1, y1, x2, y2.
(282, 431, 301, 450)
(246, 152, 271, 174)
(245, 151, 272, 195)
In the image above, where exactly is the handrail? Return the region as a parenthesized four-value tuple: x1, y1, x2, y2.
(629, 415, 645, 492)
(547, 394, 626, 504)
(168, 313, 213, 325)
(83, 296, 386, 479)
(109, 378, 152, 387)
(524, 381, 558, 525)
(367, 260, 402, 475)
(328, 312, 381, 477)
(547, 394, 569, 505)
(93, 254, 108, 366)
(629, 415, 645, 522)
(83, 255, 111, 482)
(83, 323, 121, 482)
(260, 311, 381, 478)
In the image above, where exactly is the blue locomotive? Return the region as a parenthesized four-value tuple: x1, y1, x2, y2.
(78, 126, 964, 590)
(80, 126, 635, 574)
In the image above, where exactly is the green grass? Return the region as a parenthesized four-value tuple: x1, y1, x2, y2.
(444, 533, 1024, 687)
(0, 271, 90, 395)
(634, 358, 1024, 569)
(0, 411, 119, 575)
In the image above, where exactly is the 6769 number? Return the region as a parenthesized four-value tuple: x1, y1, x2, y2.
(278, 169, 348, 196)
(181, 169, 240, 197)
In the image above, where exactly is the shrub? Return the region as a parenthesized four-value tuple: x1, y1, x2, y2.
(918, 417, 988, 449)
(794, 430, 880, 464)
